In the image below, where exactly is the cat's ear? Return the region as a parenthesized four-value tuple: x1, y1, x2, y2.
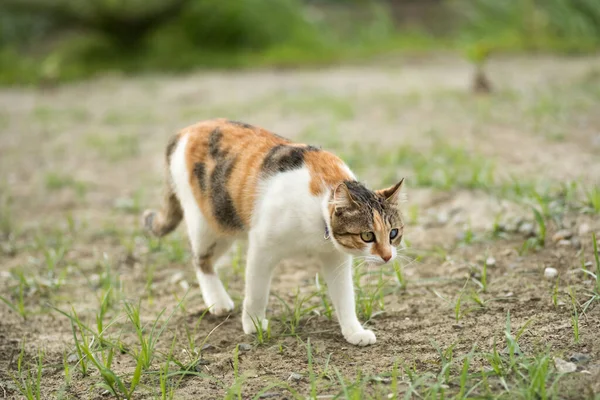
(332, 182, 358, 211)
(376, 178, 404, 205)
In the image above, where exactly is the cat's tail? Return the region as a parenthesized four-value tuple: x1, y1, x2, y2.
(142, 134, 183, 237)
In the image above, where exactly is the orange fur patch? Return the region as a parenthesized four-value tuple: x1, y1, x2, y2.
(303, 151, 352, 195)
(183, 119, 288, 233)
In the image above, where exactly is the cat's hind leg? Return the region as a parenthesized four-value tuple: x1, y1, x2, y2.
(185, 208, 235, 316)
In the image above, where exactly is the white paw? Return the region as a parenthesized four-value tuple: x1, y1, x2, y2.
(242, 313, 269, 335)
(345, 329, 376, 346)
(206, 297, 234, 316)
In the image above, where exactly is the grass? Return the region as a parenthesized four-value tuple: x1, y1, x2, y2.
(11, 343, 43, 400)
(85, 133, 140, 161)
(580, 233, 600, 312)
(44, 172, 87, 197)
(569, 288, 580, 344)
(0, 183, 14, 239)
(275, 289, 318, 335)
(0, 274, 27, 319)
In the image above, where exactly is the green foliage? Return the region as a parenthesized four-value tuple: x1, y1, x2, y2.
(455, 0, 600, 53)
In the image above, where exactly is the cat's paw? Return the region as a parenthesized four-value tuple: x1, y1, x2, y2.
(344, 329, 376, 346)
(242, 313, 269, 335)
(207, 298, 235, 316)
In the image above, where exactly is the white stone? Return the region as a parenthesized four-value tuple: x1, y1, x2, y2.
(544, 267, 558, 279)
(553, 357, 576, 373)
(578, 224, 590, 236)
(169, 271, 185, 284)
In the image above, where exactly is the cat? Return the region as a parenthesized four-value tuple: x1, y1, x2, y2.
(143, 118, 404, 346)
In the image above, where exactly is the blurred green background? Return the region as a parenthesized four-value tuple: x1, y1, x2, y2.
(1, 0, 599, 85)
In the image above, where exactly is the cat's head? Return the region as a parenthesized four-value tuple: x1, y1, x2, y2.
(327, 179, 404, 265)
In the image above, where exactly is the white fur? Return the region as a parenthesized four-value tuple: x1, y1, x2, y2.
(170, 137, 392, 345)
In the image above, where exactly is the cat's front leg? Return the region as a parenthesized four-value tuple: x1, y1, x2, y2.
(241, 240, 277, 335)
(321, 254, 376, 346)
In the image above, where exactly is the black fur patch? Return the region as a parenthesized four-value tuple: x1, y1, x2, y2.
(209, 128, 225, 159)
(228, 120, 254, 129)
(193, 162, 207, 193)
(210, 157, 244, 230)
(261, 145, 320, 175)
(344, 180, 385, 214)
(206, 128, 244, 230)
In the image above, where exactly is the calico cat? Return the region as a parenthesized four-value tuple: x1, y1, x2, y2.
(143, 119, 404, 346)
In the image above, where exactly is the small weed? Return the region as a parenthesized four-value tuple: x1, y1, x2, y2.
(275, 289, 317, 335)
(551, 278, 559, 308)
(532, 207, 546, 246)
(225, 345, 244, 400)
(11, 343, 43, 400)
(454, 281, 473, 322)
(392, 260, 407, 290)
(569, 288, 580, 344)
(354, 268, 387, 321)
(124, 297, 185, 370)
(159, 337, 178, 400)
(0, 275, 27, 319)
(315, 273, 333, 320)
(584, 185, 600, 213)
(459, 221, 475, 246)
(520, 207, 546, 254)
(250, 315, 271, 345)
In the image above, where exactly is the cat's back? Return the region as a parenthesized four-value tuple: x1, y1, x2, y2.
(172, 119, 352, 233)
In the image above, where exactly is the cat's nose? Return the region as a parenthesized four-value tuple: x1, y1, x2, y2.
(382, 254, 391, 263)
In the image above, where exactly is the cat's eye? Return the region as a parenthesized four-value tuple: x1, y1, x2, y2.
(360, 231, 375, 243)
(390, 229, 399, 240)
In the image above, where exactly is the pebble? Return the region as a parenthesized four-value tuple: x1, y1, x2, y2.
(485, 257, 496, 267)
(544, 267, 558, 279)
(259, 393, 280, 399)
(569, 353, 591, 364)
(558, 240, 571, 247)
(169, 271, 185, 285)
(288, 372, 303, 381)
(238, 343, 252, 352)
(201, 343, 216, 352)
(67, 353, 79, 364)
(578, 224, 590, 236)
(553, 357, 577, 373)
(195, 359, 211, 369)
(370, 376, 392, 384)
(519, 223, 535, 236)
(552, 230, 573, 242)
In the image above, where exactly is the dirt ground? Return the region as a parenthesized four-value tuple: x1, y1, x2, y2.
(1, 54, 600, 399)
